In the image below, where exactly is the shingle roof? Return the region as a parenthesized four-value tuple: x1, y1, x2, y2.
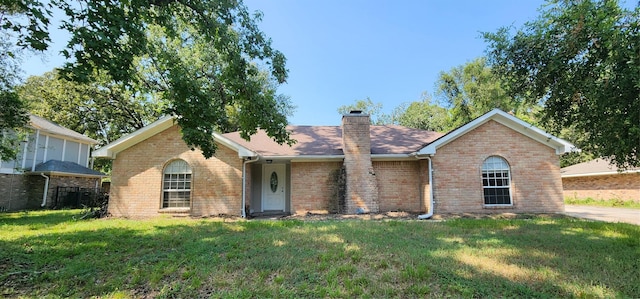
(223, 125, 443, 157)
(33, 160, 105, 177)
(561, 158, 640, 177)
(29, 114, 97, 144)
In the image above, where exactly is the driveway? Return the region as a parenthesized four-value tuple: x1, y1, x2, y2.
(564, 205, 640, 225)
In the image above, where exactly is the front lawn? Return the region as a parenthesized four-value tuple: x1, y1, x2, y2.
(565, 197, 640, 209)
(1, 210, 638, 298)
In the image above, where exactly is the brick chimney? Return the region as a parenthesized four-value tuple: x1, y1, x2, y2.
(342, 110, 379, 214)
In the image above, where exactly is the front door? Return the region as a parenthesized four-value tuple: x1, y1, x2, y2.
(262, 164, 286, 211)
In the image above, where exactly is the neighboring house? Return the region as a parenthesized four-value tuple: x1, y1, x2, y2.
(0, 115, 104, 211)
(93, 109, 573, 218)
(561, 159, 640, 202)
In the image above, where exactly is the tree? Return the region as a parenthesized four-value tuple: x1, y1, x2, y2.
(394, 93, 451, 132)
(484, 0, 639, 168)
(0, 92, 28, 161)
(435, 57, 537, 128)
(337, 98, 392, 125)
(0, 38, 28, 161)
(17, 70, 161, 146)
(2, 0, 292, 158)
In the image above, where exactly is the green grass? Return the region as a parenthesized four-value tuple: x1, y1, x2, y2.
(1, 210, 639, 298)
(565, 197, 640, 209)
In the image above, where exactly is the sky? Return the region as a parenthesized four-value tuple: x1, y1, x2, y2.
(22, 0, 553, 125)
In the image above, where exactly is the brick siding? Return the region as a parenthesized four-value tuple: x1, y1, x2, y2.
(109, 125, 244, 217)
(46, 175, 100, 208)
(0, 173, 99, 211)
(0, 174, 43, 210)
(563, 173, 640, 201)
(373, 161, 426, 212)
(342, 113, 379, 213)
(432, 120, 564, 214)
(290, 161, 342, 214)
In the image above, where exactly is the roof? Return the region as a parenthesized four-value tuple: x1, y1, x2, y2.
(561, 159, 640, 178)
(94, 109, 570, 161)
(417, 109, 575, 156)
(29, 115, 97, 144)
(32, 160, 105, 177)
(223, 125, 443, 157)
(92, 115, 255, 159)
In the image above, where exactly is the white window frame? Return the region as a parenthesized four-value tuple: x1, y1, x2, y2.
(481, 156, 513, 206)
(162, 159, 192, 209)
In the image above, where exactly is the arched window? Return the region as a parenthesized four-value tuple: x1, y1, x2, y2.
(481, 156, 512, 205)
(162, 159, 192, 208)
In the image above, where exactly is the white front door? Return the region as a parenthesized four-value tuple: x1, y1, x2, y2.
(262, 164, 286, 211)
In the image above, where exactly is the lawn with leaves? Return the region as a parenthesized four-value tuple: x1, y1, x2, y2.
(1, 210, 638, 298)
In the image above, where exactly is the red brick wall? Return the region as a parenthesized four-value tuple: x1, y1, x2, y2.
(563, 173, 640, 201)
(109, 125, 244, 217)
(432, 120, 564, 214)
(290, 161, 342, 215)
(373, 161, 424, 212)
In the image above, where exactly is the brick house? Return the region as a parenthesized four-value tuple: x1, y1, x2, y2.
(561, 159, 640, 202)
(93, 109, 573, 218)
(0, 115, 104, 211)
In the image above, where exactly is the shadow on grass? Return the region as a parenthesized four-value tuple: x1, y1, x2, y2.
(0, 209, 85, 226)
(0, 214, 638, 298)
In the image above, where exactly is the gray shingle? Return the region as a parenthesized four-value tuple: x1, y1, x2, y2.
(561, 158, 640, 176)
(29, 115, 97, 144)
(33, 160, 104, 177)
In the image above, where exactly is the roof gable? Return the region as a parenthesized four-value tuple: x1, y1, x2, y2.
(29, 115, 97, 144)
(417, 109, 574, 156)
(92, 116, 256, 159)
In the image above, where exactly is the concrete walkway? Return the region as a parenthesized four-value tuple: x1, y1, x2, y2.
(564, 205, 640, 225)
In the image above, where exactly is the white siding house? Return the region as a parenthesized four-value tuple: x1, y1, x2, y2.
(0, 115, 104, 211)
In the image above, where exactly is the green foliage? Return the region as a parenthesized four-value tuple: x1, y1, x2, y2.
(394, 93, 452, 132)
(0, 91, 28, 161)
(1, 210, 639, 297)
(0, 0, 52, 51)
(435, 57, 538, 128)
(337, 97, 391, 125)
(0, 39, 28, 161)
(3, 0, 292, 159)
(484, 0, 640, 168)
(17, 70, 161, 147)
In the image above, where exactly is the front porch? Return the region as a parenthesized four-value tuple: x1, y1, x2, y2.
(246, 162, 292, 217)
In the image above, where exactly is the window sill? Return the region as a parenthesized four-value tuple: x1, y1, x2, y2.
(483, 205, 514, 209)
(158, 208, 191, 214)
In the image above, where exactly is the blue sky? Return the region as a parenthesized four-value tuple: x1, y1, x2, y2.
(23, 0, 552, 125)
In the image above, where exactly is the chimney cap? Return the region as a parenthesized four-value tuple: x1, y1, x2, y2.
(348, 110, 363, 114)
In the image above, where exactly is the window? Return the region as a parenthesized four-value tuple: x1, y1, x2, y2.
(162, 160, 192, 208)
(481, 156, 512, 205)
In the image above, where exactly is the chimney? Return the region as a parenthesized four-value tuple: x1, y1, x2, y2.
(342, 110, 379, 214)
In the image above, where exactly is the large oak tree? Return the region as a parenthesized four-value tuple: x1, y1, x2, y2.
(1, 0, 292, 159)
(484, 0, 639, 168)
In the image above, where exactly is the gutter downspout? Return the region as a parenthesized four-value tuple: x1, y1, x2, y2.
(418, 156, 434, 219)
(40, 173, 50, 207)
(241, 156, 259, 218)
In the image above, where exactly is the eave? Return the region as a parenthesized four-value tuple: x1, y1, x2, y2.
(418, 109, 575, 156)
(561, 170, 640, 178)
(92, 115, 257, 159)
